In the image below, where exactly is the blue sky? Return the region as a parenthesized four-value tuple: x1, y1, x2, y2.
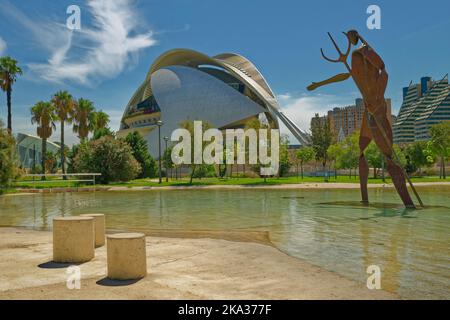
(1, 0, 449, 144)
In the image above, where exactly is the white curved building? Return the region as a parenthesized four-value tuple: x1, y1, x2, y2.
(118, 49, 310, 156)
(16, 133, 61, 168)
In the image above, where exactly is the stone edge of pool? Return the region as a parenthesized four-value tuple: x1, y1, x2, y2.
(7, 182, 450, 195)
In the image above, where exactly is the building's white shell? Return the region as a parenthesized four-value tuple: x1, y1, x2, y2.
(118, 49, 310, 156)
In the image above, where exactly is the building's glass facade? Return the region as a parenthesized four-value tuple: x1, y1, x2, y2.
(394, 75, 450, 143)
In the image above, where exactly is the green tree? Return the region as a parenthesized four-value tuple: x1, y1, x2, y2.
(0, 120, 20, 190)
(393, 144, 407, 168)
(91, 110, 110, 139)
(163, 145, 175, 179)
(66, 144, 80, 174)
(89, 110, 115, 140)
(366, 142, 406, 179)
(0, 56, 22, 133)
(52, 90, 76, 178)
(218, 144, 229, 178)
(427, 121, 450, 179)
(296, 146, 315, 179)
(340, 132, 359, 178)
(178, 120, 214, 184)
(92, 127, 115, 140)
(404, 141, 429, 175)
(124, 131, 157, 178)
(72, 136, 141, 184)
(92, 110, 109, 130)
(279, 135, 291, 177)
(245, 117, 274, 181)
(310, 114, 333, 181)
(44, 151, 58, 174)
(31, 101, 57, 179)
(73, 98, 95, 142)
(327, 132, 359, 179)
(365, 142, 382, 179)
(327, 143, 342, 178)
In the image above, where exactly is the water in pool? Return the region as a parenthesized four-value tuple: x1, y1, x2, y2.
(1, 186, 449, 299)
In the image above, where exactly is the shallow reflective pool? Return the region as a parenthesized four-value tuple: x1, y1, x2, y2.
(1, 186, 449, 299)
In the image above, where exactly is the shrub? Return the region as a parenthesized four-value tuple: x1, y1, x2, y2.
(72, 136, 141, 184)
(0, 121, 20, 188)
(124, 131, 157, 178)
(192, 164, 215, 179)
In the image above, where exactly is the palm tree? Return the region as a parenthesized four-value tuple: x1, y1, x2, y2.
(0, 56, 23, 133)
(52, 91, 76, 179)
(93, 110, 109, 131)
(73, 98, 95, 142)
(31, 101, 57, 179)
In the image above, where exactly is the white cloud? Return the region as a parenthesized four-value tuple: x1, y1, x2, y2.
(20, 0, 157, 85)
(0, 37, 6, 54)
(276, 92, 357, 144)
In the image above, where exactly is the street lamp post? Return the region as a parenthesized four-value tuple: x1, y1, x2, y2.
(164, 136, 169, 182)
(156, 120, 163, 184)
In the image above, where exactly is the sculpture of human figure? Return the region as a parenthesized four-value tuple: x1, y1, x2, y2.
(308, 30, 415, 208)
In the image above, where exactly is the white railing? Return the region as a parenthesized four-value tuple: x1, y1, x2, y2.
(16, 173, 102, 187)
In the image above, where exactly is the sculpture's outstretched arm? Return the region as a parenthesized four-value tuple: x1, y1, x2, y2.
(307, 73, 350, 91)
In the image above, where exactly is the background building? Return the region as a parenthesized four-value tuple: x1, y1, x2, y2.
(117, 49, 310, 157)
(313, 98, 392, 142)
(394, 75, 450, 143)
(15, 133, 60, 169)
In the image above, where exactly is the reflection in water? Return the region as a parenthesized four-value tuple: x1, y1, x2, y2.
(40, 195, 48, 230)
(0, 187, 449, 299)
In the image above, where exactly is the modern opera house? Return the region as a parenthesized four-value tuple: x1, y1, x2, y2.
(117, 49, 310, 156)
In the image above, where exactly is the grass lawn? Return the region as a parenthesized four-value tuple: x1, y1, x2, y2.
(10, 175, 448, 189)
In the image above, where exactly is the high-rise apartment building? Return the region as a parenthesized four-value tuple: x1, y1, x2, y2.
(326, 98, 392, 141)
(393, 75, 450, 143)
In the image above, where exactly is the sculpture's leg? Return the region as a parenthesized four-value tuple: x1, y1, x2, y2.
(359, 112, 372, 204)
(385, 157, 415, 208)
(369, 111, 415, 208)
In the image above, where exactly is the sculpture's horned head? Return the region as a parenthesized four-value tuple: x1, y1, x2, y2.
(345, 30, 360, 46)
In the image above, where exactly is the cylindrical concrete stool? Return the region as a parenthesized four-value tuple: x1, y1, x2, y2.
(53, 216, 95, 263)
(107, 233, 147, 280)
(80, 214, 105, 247)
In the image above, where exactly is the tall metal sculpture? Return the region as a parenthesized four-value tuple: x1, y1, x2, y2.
(308, 29, 422, 208)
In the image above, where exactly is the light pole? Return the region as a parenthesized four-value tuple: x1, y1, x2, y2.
(156, 120, 163, 184)
(163, 136, 169, 182)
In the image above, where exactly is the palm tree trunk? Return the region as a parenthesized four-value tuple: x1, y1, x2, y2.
(7, 87, 12, 133)
(190, 165, 196, 184)
(442, 157, 446, 179)
(42, 138, 47, 180)
(301, 162, 304, 179)
(61, 120, 66, 180)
